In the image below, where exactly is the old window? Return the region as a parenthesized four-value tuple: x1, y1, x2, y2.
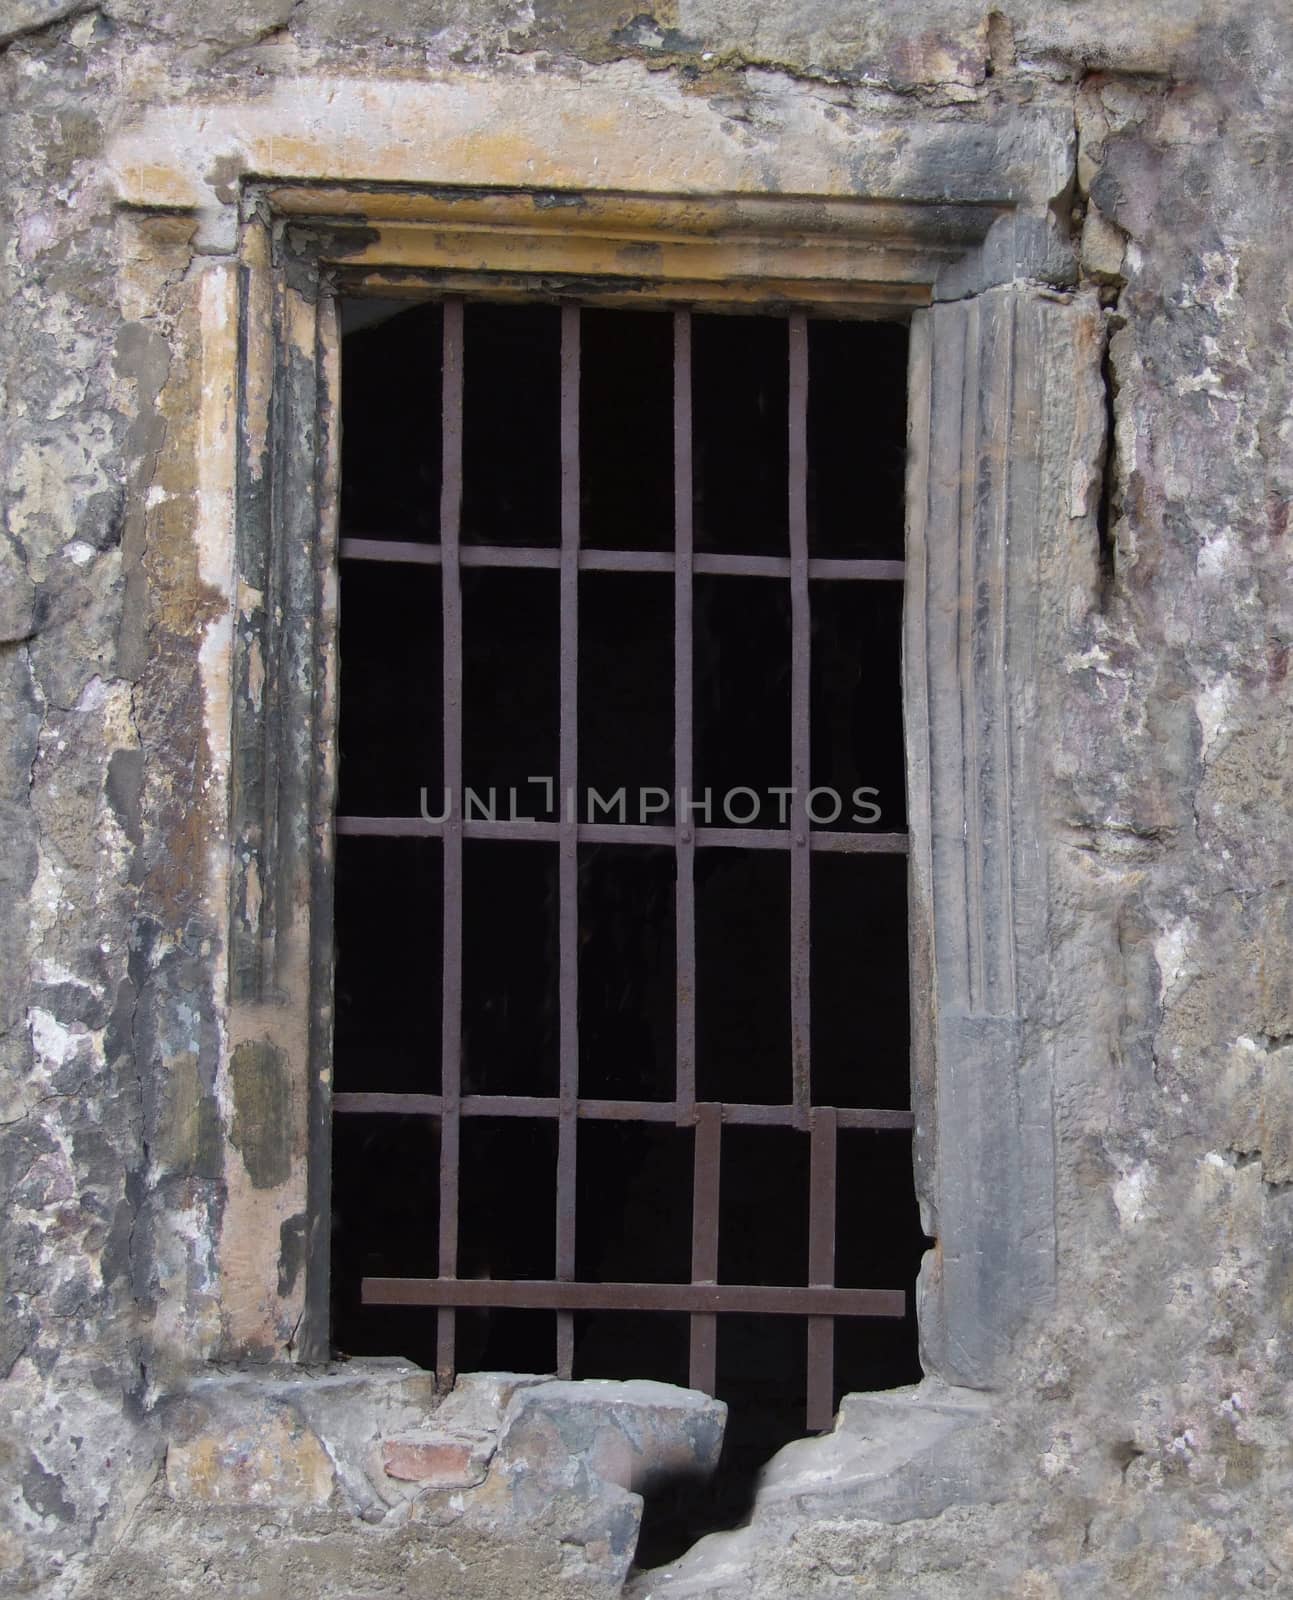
(105, 72, 1094, 1580)
(195, 139, 1084, 1471)
(328, 294, 926, 1478)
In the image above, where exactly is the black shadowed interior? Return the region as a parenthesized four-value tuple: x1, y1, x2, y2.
(332, 834, 443, 1096)
(692, 312, 789, 556)
(337, 559, 442, 818)
(811, 853, 910, 1110)
(693, 574, 792, 829)
(331, 1110, 441, 1370)
(462, 301, 562, 547)
(579, 571, 675, 822)
(810, 578, 906, 832)
(581, 307, 675, 551)
(462, 565, 560, 816)
(578, 844, 676, 1101)
(462, 840, 560, 1098)
(807, 318, 908, 560)
(340, 299, 443, 541)
(695, 848, 791, 1105)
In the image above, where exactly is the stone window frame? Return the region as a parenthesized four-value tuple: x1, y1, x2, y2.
(110, 79, 1103, 1396)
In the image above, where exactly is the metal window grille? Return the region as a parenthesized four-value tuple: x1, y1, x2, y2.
(333, 298, 914, 1433)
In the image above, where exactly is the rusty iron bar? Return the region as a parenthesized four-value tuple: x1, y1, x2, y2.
(436, 296, 466, 1388)
(340, 535, 903, 584)
(788, 312, 812, 1121)
(688, 1102, 722, 1394)
(364, 1276, 906, 1319)
(556, 300, 581, 1379)
(337, 816, 910, 854)
(806, 1105, 839, 1431)
(675, 309, 697, 1119)
(334, 1092, 915, 1130)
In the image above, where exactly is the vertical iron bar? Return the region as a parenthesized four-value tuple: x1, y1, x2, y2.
(437, 297, 465, 1389)
(556, 302, 581, 1378)
(689, 1102, 721, 1395)
(674, 310, 697, 1119)
(789, 313, 812, 1119)
(806, 1105, 838, 1431)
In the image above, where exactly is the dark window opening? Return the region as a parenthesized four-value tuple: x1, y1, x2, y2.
(693, 575, 792, 830)
(336, 559, 442, 818)
(581, 308, 675, 552)
(462, 566, 560, 817)
(331, 296, 926, 1566)
(693, 312, 790, 557)
(339, 300, 443, 541)
(695, 849, 791, 1105)
(579, 572, 675, 822)
(810, 578, 907, 833)
(806, 318, 908, 560)
(462, 301, 563, 547)
(462, 841, 559, 1098)
(333, 834, 442, 1096)
(578, 843, 677, 1102)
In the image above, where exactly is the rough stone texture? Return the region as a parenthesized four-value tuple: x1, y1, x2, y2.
(166, 1397, 337, 1507)
(415, 1378, 730, 1592)
(493, 1379, 726, 1496)
(626, 1381, 1000, 1596)
(0, 1, 1290, 1598)
(61, 1367, 723, 1595)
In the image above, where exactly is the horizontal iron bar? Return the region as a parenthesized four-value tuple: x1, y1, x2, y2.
(336, 816, 910, 854)
(363, 1276, 907, 1318)
(339, 537, 903, 583)
(333, 1093, 915, 1130)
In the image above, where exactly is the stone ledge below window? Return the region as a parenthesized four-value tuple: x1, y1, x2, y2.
(156, 1363, 726, 1593)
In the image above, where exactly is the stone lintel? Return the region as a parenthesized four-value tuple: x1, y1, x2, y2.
(107, 68, 1074, 256)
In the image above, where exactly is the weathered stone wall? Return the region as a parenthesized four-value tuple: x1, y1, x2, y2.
(0, 0, 1289, 1595)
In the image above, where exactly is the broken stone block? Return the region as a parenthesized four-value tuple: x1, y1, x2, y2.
(632, 1384, 995, 1596)
(434, 1370, 552, 1436)
(494, 1378, 726, 1499)
(277, 1359, 439, 1517)
(1081, 203, 1126, 282)
(376, 1373, 550, 1496)
(462, 1456, 645, 1592)
(432, 1378, 727, 1591)
(165, 1398, 334, 1508)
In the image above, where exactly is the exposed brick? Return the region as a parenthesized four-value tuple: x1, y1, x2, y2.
(381, 1430, 493, 1489)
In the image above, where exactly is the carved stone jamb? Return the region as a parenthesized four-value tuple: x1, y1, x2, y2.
(226, 208, 340, 1359)
(906, 285, 1106, 1387)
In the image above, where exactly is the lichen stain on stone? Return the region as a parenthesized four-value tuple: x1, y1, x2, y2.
(228, 1039, 293, 1189)
(205, 153, 245, 206)
(533, 0, 683, 62)
(277, 1211, 308, 1296)
(138, 676, 220, 926)
(20, 1456, 76, 1525)
(245, 634, 265, 710)
(102, 766, 143, 901)
(155, 1050, 224, 1180)
(241, 856, 263, 932)
(614, 239, 665, 269)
